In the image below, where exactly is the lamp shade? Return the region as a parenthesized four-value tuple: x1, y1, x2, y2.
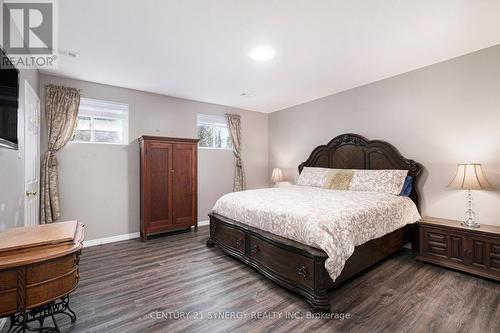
(271, 168, 284, 183)
(447, 164, 494, 190)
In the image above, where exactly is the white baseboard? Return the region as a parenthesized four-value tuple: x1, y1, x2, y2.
(198, 220, 209, 226)
(83, 220, 210, 248)
(83, 232, 140, 247)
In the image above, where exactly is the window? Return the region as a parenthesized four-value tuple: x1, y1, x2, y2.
(72, 98, 129, 144)
(197, 114, 233, 149)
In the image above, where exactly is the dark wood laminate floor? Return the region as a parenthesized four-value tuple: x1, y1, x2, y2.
(7, 226, 499, 333)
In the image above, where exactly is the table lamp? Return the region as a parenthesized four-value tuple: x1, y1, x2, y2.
(271, 168, 284, 187)
(447, 164, 494, 228)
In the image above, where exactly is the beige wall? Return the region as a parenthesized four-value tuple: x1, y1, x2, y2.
(34, 44, 500, 239)
(39, 75, 268, 240)
(269, 45, 500, 226)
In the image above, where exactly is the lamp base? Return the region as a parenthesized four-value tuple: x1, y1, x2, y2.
(274, 181, 292, 188)
(461, 220, 480, 228)
(462, 190, 480, 228)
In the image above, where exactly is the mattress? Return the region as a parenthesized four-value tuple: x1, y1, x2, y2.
(212, 185, 421, 281)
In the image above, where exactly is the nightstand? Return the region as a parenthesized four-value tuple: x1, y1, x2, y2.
(417, 217, 500, 282)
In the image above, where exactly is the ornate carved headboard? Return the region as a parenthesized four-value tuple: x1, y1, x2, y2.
(298, 133, 423, 209)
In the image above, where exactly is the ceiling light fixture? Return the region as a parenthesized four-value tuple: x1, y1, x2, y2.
(249, 46, 276, 62)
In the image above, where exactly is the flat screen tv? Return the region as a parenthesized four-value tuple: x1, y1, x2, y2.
(0, 48, 20, 150)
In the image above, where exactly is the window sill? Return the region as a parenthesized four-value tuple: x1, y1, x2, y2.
(198, 147, 233, 151)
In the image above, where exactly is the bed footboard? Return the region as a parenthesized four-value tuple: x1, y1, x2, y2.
(207, 213, 331, 312)
(207, 213, 413, 313)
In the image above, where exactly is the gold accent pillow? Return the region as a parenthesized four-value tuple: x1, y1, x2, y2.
(324, 169, 354, 190)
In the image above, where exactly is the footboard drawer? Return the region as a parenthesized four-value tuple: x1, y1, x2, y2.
(211, 220, 246, 254)
(208, 213, 332, 312)
(248, 235, 315, 290)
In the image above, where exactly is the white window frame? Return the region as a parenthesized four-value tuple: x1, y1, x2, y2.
(197, 114, 233, 150)
(71, 98, 129, 145)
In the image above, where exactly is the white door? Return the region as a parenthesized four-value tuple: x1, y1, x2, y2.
(24, 81, 41, 226)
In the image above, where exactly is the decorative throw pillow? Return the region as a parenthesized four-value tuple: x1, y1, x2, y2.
(400, 176, 414, 197)
(349, 169, 408, 195)
(296, 167, 332, 187)
(324, 169, 354, 190)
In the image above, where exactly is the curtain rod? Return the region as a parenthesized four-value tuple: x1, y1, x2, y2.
(45, 84, 81, 92)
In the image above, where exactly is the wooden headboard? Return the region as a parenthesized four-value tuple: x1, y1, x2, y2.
(298, 133, 423, 209)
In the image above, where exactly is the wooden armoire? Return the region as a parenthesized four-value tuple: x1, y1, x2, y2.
(139, 136, 198, 240)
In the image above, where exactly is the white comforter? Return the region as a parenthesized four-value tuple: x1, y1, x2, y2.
(212, 186, 421, 282)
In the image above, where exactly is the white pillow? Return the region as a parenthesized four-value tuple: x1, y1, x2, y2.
(349, 169, 408, 195)
(297, 167, 332, 187)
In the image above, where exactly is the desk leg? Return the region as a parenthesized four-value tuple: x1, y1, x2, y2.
(6, 295, 76, 333)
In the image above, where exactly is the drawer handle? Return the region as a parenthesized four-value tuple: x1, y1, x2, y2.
(251, 244, 259, 254)
(298, 266, 308, 278)
(235, 238, 243, 247)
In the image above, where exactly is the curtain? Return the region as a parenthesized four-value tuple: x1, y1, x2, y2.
(225, 114, 246, 191)
(40, 85, 80, 223)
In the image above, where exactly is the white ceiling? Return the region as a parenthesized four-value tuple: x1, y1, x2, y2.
(44, 0, 500, 113)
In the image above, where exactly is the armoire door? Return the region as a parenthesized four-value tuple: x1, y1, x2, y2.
(145, 142, 173, 231)
(172, 143, 197, 226)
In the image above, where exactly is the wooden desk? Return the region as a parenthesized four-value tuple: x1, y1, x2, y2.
(0, 221, 84, 331)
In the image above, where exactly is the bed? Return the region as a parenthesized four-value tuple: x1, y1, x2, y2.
(206, 133, 423, 312)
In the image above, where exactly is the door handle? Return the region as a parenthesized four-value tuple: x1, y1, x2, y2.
(26, 191, 37, 196)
